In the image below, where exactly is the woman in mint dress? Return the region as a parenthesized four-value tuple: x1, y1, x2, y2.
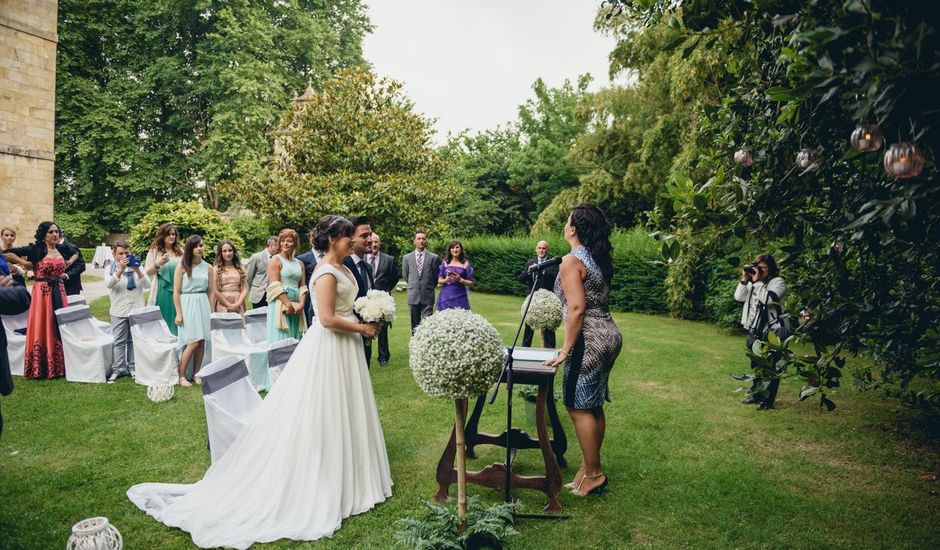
(174, 235, 215, 386)
(145, 223, 183, 335)
(266, 228, 308, 343)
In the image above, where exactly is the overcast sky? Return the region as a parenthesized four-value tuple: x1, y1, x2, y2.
(362, 0, 622, 142)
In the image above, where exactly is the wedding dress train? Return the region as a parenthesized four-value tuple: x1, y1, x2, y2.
(128, 263, 392, 548)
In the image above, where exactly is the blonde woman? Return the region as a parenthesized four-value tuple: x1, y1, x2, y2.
(266, 229, 308, 342)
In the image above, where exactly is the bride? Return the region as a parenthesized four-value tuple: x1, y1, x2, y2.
(127, 215, 392, 549)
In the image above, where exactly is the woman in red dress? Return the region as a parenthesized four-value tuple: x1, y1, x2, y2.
(7, 222, 72, 378)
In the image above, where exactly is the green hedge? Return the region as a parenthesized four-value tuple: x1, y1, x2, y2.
(435, 229, 667, 314)
(80, 247, 95, 264)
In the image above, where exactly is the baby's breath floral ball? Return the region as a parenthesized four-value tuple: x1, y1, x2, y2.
(521, 289, 563, 331)
(409, 309, 505, 399)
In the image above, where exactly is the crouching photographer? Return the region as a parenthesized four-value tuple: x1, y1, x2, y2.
(734, 253, 788, 410)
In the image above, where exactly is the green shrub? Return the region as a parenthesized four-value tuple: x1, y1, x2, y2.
(79, 248, 95, 264)
(229, 213, 274, 253)
(129, 201, 243, 261)
(55, 211, 108, 247)
(438, 228, 666, 314)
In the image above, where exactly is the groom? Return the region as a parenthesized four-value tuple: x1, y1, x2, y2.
(343, 216, 375, 366)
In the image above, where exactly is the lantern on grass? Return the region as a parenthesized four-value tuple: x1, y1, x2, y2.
(850, 124, 883, 152)
(66, 517, 123, 550)
(883, 142, 925, 179)
(409, 309, 504, 529)
(734, 149, 754, 167)
(147, 383, 174, 403)
(796, 149, 821, 173)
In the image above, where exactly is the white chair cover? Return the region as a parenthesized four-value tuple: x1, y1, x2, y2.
(2, 310, 28, 376)
(266, 338, 299, 389)
(199, 356, 262, 463)
(66, 294, 113, 334)
(129, 306, 179, 386)
(244, 307, 268, 347)
(210, 312, 267, 391)
(55, 304, 113, 383)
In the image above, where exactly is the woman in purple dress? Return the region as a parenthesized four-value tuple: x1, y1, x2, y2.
(436, 240, 474, 311)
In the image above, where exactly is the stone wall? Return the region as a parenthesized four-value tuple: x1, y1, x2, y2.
(0, 0, 57, 238)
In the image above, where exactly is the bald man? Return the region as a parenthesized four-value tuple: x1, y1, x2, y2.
(368, 233, 398, 366)
(517, 240, 558, 348)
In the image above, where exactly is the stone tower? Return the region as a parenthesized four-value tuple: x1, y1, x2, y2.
(0, 1, 57, 237)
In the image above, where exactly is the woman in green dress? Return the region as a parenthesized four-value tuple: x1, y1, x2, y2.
(145, 223, 183, 335)
(266, 228, 308, 343)
(174, 235, 215, 387)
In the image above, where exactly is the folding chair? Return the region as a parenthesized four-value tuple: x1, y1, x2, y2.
(55, 304, 114, 383)
(199, 356, 262, 463)
(210, 312, 267, 391)
(129, 306, 179, 386)
(1, 310, 27, 376)
(266, 338, 299, 389)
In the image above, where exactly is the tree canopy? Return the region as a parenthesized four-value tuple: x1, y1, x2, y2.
(54, 0, 371, 233)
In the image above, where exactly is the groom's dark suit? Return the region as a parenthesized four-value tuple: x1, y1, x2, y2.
(297, 248, 322, 326)
(343, 255, 374, 366)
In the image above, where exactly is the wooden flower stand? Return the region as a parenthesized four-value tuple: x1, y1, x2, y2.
(435, 362, 566, 512)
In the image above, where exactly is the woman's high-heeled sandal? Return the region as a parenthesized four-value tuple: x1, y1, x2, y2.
(573, 473, 609, 497)
(564, 467, 585, 491)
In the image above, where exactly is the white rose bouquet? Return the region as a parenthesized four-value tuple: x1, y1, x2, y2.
(521, 289, 563, 331)
(354, 289, 397, 334)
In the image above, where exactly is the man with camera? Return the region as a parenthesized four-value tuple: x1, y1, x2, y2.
(107, 241, 151, 383)
(734, 253, 787, 410)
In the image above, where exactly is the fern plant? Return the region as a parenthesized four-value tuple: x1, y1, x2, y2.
(394, 497, 520, 550)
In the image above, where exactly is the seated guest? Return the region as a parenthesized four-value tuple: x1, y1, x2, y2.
(245, 237, 278, 309)
(0, 275, 30, 435)
(107, 242, 151, 383)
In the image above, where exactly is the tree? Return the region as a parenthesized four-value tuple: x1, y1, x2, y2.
(509, 75, 594, 213)
(54, 0, 371, 234)
(438, 128, 530, 235)
(622, 0, 940, 411)
(219, 68, 464, 253)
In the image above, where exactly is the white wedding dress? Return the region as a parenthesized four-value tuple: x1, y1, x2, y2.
(127, 263, 392, 549)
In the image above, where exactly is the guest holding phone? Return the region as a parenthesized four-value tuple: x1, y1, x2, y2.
(436, 240, 473, 311)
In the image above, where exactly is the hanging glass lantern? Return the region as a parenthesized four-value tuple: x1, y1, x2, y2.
(796, 149, 820, 172)
(850, 123, 883, 153)
(734, 149, 754, 167)
(883, 142, 925, 179)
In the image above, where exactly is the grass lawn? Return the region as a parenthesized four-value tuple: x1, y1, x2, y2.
(1, 292, 938, 549)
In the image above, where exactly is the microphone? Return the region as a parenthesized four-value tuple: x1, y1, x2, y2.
(526, 256, 562, 273)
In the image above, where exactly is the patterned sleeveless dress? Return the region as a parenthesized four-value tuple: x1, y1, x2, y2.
(554, 246, 623, 410)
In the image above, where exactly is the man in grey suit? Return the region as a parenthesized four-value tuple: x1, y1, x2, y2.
(368, 233, 398, 366)
(244, 237, 278, 309)
(402, 231, 440, 333)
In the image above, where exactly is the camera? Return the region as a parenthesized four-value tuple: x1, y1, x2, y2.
(743, 262, 757, 275)
(126, 254, 141, 268)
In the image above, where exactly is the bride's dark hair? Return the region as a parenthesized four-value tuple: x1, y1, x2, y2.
(311, 215, 354, 252)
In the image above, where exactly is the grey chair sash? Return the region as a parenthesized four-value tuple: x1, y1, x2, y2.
(55, 305, 92, 325)
(210, 316, 245, 331)
(201, 359, 249, 395)
(244, 309, 267, 325)
(268, 342, 298, 369)
(129, 309, 164, 326)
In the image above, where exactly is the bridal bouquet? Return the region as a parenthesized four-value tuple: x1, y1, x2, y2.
(354, 290, 397, 327)
(409, 309, 504, 399)
(521, 289, 563, 331)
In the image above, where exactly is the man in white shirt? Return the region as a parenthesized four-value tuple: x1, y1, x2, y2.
(108, 241, 151, 382)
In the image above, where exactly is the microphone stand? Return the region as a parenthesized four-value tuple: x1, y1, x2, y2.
(488, 262, 569, 520)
